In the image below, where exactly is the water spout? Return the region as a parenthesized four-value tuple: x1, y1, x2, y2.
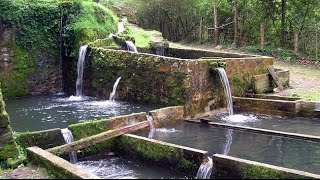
(109, 77, 122, 101)
(61, 128, 78, 163)
(147, 115, 156, 139)
(217, 68, 234, 115)
(118, 21, 125, 34)
(125, 41, 138, 53)
(223, 129, 233, 155)
(196, 157, 213, 179)
(76, 45, 88, 97)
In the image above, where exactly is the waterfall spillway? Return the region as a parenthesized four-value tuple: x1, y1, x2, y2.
(196, 157, 213, 179)
(109, 77, 122, 101)
(147, 115, 156, 139)
(155, 47, 165, 56)
(61, 128, 78, 163)
(76, 45, 88, 97)
(118, 21, 125, 34)
(125, 41, 138, 53)
(217, 68, 234, 115)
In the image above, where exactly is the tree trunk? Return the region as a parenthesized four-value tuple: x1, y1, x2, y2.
(234, 0, 239, 47)
(281, 0, 286, 46)
(260, 22, 265, 49)
(199, 17, 203, 42)
(294, 31, 299, 53)
(214, 0, 219, 45)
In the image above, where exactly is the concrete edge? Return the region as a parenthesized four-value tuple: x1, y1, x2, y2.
(27, 146, 100, 179)
(213, 154, 320, 179)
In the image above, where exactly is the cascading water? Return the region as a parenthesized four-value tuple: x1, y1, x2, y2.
(223, 129, 233, 155)
(118, 21, 125, 34)
(125, 41, 138, 53)
(196, 157, 213, 179)
(109, 77, 122, 101)
(61, 128, 78, 163)
(217, 68, 234, 115)
(76, 45, 88, 97)
(146, 115, 156, 139)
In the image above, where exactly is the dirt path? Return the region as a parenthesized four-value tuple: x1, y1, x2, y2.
(0, 166, 52, 179)
(176, 42, 320, 101)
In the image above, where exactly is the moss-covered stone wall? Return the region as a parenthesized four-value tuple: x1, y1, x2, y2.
(0, 83, 18, 161)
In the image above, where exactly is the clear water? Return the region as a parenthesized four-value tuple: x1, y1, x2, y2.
(6, 94, 159, 132)
(134, 122, 320, 175)
(208, 113, 320, 136)
(76, 154, 190, 179)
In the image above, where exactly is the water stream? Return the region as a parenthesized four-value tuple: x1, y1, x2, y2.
(125, 41, 138, 53)
(61, 128, 78, 163)
(196, 157, 213, 179)
(75, 45, 88, 98)
(118, 21, 124, 34)
(217, 68, 233, 115)
(109, 77, 122, 101)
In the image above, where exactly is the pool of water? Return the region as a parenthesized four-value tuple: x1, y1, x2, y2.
(76, 153, 190, 179)
(134, 122, 320, 175)
(6, 94, 159, 132)
(207, 113, 320, 136)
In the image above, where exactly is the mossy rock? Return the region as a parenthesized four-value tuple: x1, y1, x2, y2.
(0, 111, 10, 128)
(0, 142, 19, 160)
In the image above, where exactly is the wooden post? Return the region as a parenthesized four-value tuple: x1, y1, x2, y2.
(214, 0, 219, 45)
(294, 31, 299, 53)
(260, 22, 265, 49)
(234, 0, 239, 47)
(199, 17, 203, 43)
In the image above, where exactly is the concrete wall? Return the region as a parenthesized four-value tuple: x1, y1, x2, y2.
(0, 83, 18, 160)
(253, 69, 290, 93)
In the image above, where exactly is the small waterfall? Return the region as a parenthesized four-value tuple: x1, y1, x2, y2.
(196, 157, 213, 179)
(118, 21, 125, 34)
(61, 128, 78, 163)
(223, 129, 233, 155)
(147, 115, 156, 139)
(76, 45, 88, 97)
(155, 47, 165, 56)
(217, 68, 234, 115)
(125, 41, 138, 53)
(109, 77, 122, 101)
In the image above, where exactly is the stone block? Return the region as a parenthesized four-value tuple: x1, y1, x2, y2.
(0, 111, 10, 128)
(149, 106, 185, 128)
(0, 126, 15, 145)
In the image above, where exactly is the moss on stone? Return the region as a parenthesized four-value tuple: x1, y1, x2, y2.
(240, 165, 306, 179)
(15, 129, 65, 150)
(0, 142, 19, 160)
(0, 111, 9, 128)
(117, 135, 198, 175)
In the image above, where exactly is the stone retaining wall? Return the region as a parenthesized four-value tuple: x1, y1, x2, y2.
(0, 83, 18, 160)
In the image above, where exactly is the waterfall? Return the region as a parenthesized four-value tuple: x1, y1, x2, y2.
(217, 68, 234, 115)
(155, 47, 165, 56)
(76, 45, 88, 97)
(61, 128, 78, 163)
(109, 77, 122, 101)
(125, 41, 138, 53)
(196, 157, 213, 179)
(223, 129, 233, 155)
(147, 115, 156, 139)
(118, 21, 125, 34)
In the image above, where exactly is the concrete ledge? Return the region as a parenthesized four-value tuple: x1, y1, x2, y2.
(205, 121, 320, 143)
(118, 134, 208, 175)
(252, 69, 290, 93)
(149, 106, 185, 128)
(16, 128, 65, 149)
(233, 97, 298, 117)
(47, 121, 150, 156)
(213, 154, 320, 179)
(252, 94, 301, 101)
(27, 147, 100, 179)
(298, 101, 320, 118)
(68, 112, 147, 140)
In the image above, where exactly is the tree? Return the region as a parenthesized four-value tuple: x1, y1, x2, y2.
(234, 0, 239, 47)
(214, 0, 219, 45)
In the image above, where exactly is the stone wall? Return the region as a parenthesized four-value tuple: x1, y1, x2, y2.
(0, 18, 63, 98)
(0, 83, 18, 160)
(83, 47, 274, 117)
